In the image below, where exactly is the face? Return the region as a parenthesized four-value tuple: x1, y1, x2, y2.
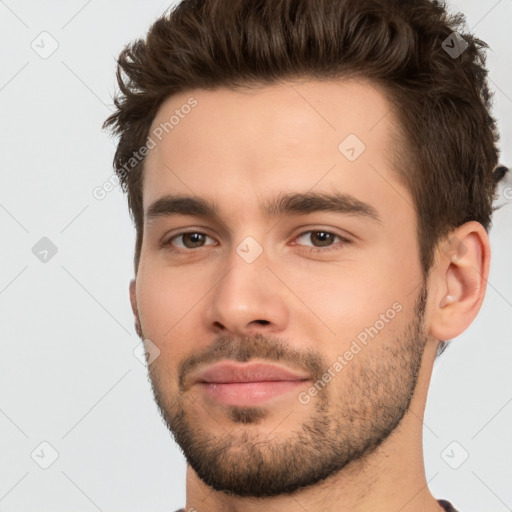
(132, 79, 430, 497)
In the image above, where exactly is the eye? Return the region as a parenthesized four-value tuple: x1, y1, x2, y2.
(163, 231, 217, 252)
(161, 229, 351, 255)
(293, 230, 351, 253)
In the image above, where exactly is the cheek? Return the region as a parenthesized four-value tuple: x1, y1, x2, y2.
(136, 265, 206, 342)
(136, 276, 203, 383)
(283, 258, 412, 348)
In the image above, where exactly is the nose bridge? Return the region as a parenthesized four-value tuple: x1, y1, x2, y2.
(205, 236, 289, 333)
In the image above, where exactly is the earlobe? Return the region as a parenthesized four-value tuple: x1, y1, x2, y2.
(430, 221, 490, 341)
(129, 279, 143, 338)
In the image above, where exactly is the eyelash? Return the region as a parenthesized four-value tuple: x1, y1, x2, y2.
(161, 230, 351, 255)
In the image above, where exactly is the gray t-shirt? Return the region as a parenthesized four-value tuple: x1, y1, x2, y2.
(173, 498, 459, 512)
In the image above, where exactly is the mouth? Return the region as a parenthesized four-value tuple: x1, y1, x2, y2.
(190, 361, 310, 406)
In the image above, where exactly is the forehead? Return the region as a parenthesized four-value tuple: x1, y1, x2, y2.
(142, 79, 410, 224)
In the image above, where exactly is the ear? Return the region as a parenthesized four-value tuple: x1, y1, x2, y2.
(429, 221, 491, 341)
(129, 279, 143, 338)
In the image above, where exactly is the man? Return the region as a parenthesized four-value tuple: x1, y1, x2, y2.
(103, 0, 506, 510)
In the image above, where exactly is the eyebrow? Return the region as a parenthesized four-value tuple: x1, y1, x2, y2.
(145, 191, 382, 224)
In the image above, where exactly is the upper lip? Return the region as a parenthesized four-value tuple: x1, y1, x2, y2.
(191, 361, 310, 384)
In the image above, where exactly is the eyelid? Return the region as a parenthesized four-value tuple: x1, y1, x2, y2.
(164, 230, 217, 249)
(162, 226, 352, 254)
(293, 230, 347, 243)
(290, 228, 352, 251)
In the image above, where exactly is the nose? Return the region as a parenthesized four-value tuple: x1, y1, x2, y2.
(203, 245, 290, 336)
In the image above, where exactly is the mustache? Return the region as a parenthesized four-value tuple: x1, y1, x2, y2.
(178, 333, 327, 391)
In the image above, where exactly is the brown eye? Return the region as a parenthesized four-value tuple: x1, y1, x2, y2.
(309, 231, 336, 247)
(181, 232, 207, 248)
(296, 230, 339, 248)
(294, 230, 351, 253)
(166, 231, 216, 252)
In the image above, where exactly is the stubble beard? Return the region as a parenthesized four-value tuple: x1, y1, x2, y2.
(143, 284, 428, 497)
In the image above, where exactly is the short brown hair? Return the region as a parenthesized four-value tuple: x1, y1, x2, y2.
(103, 0, 504, 309)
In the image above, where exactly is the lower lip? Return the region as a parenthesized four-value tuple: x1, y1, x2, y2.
(198, 380, 308, 406)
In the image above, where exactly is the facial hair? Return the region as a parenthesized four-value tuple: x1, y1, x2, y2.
(142, 283, 428, 497)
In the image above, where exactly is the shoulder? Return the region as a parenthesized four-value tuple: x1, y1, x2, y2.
(438, 499, 460, 512)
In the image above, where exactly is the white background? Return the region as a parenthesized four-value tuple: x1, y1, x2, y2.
(0, 1, 511, 511)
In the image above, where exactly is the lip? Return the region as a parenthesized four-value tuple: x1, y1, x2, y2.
(191, 361, 310, 384)
(198, 381, 307, 406)
(190, 361, 310, 407)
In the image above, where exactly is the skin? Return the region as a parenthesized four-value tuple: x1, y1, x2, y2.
(129, 79, 490, 512)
